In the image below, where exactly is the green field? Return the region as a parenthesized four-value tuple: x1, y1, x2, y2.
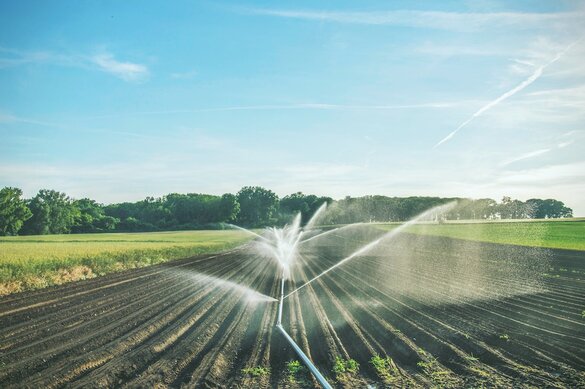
(377, 219, 585, 251)
(1, 220, 583, 296)
(0, 230, 252, 296)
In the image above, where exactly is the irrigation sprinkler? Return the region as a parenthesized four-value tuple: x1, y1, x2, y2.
(249, 208, 334, 388)
(276, 323, 333, 389)
(276, 264, 333, 389)
(277, 268, 285, 325)
(233, 201, 458, 388)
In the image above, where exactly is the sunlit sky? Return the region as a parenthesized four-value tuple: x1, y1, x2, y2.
(1, 1, 584, 214)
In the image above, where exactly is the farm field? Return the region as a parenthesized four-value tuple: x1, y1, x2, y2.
(0, 230, 583, 388)
(378, 219, 585, 251)
(0, 230, 251, 296)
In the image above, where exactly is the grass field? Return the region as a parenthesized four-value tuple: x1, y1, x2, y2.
(377, 219, 585, 251)
(1, 219, 583, 296)
(0, 230, 252, 295)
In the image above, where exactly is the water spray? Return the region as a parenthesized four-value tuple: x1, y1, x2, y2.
(286, 201, 457, 300)
(234, 201, 456, 388)
(253, 206, 333, 388)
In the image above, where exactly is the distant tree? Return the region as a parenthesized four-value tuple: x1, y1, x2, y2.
(165, 193, 209, 226)
(7, 187, 574, 235)
(527, 198, 572, 219)
(21, 189, 79, 235)
(218, 193, 240, 223)
(0, 187, 32, 236)
(236, 186, 279, 227)
(280, 192, 310, 217)
(319, 195, 457, 224)
(138, 196, 173, 228)
(498, 196, 518, 219)
(72, 198, 118, 233)
(473, 198, 498, 219)
(279, 192, 332, 224)
(526, 199, 545, 218)
(103, 202, 139, 221)
(116, 216, 150, 232)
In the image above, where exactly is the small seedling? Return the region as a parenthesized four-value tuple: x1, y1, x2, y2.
(370, 354, 399, 383)
(287, 360, 304, 383)
(333, 358, 345, 375)
(346, 359, 359, 373)
(581, 310, 585, 319)
(499, 334, 510, 341)
(333, 356, 360, 381)
(241, 366, 269, 378)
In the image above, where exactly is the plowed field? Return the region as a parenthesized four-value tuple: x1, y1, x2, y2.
(1, 233, 584, 388)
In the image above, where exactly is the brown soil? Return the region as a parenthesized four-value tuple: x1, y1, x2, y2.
(0, 236, 584, 388)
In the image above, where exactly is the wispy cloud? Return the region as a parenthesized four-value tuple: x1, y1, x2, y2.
(0, 47, 78, 68)
(246, 8, 583, 32)
(170, 70, 197, 80)
(0, 47, 149, 82)
(0, 112, 60, 127)
(500, 149, 550, 167)
(416, 43, 509, 58)
(0, 112, 16, 123)
(90, 53, 149, 82)
(557, 140, 575, 148)
(556, 130, 579, 148)
(522, 84, 585, 109)
(496, 161, 585, 185)
(86, 101, 461, 119)
(434, 39, 581, 148)
(3, 101, 463, 126)
(511, 58, 536, 68)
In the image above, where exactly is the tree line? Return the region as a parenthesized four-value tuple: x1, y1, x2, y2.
(0, 186, 574, 236)
(319, 195, 573, 224)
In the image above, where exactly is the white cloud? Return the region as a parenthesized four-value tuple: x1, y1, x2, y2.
(511, 58, 536, 68)
(91, 53, 149, 82)
(496, 161, 585, 185)
(246, 8, 584, 32)
(282, 164, 360, 180)
(0, 47, 80, 69)
(523, 85, 585, 109)
(85, 101, 462, 120)
(557, 140, 574, 148)
(416, 43, 508, 57)
(0, 47, 149, 82)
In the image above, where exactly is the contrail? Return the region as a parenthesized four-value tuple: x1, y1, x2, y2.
(434, 39, 581, 148)
(499, 148, 550, 167)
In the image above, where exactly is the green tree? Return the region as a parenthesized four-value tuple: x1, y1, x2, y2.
(219, 193, 240, 223)
(0, 187, 32, 236)
(472, 198, 498, 219)
(526, 198, 572, 219)
(21, 189, 80, 235)
(236, 186, 279, 227)
(72, 198, 118, 233)
(279, 192, 333, 224)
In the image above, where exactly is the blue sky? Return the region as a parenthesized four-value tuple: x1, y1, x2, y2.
(1, 1, 585, 214)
